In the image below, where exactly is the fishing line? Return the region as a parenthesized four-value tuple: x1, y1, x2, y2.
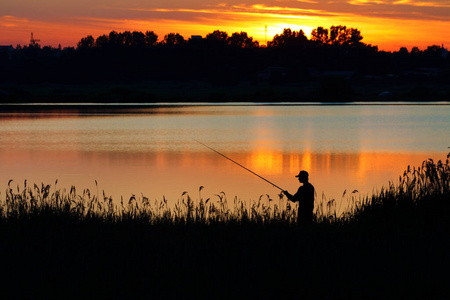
(194, 139, 285, 191)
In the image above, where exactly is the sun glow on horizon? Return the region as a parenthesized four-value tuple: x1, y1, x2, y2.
(1, 0, 450, 51)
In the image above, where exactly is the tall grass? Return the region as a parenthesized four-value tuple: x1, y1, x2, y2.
(0, 154, 449, 299)
(0, 180, 298, 225)
(1, 153, 449, 227)
(343, 153, 450, 228)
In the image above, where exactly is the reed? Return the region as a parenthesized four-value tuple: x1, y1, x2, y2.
(0, 180, 298, 225)
(0, 154, 448, 299)
(1, 153, 449, 227)
(343, 153, 450, 229)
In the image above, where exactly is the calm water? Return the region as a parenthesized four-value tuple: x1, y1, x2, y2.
(1, 104, 448, 213)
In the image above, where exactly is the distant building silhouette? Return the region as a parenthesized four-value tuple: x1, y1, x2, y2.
(0, 45, 13, 60)
(30, 32, 40, 46)
(441, 44, 448, 59)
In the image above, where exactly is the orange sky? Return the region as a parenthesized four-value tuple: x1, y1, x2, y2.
(1, 0, 449, 51)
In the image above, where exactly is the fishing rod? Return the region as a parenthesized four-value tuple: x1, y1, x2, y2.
(194, 139, 285, 191)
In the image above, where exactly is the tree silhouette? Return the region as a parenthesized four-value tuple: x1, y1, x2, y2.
(411, 47, 421, 55)
(108, 31, 121, 47)
(130, 31, 146, 48)
(399, 47, 409, 55)
(145, 31, 158, 46)
(163, 33, 186, 46)
(267, 28, 308, 47)
(228, 32, 259, 48)
(328, 25, 363, 46)
(426, 45, 442, 54)
(206, 30, 229, 43)
(95, 34, 109, 48)
(5, 25, 448, 101)
(348, 28, 363, 46)
(77, 35, 95, 49)
(329, 25, 348, 45)
(310, 27, 328, 45)
(205, 30, 229, 50)
(123, 31, 135, 47)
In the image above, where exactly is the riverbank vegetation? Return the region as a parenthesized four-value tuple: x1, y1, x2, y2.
(0, 154, 448, 298)
(1, 26, 449, 103)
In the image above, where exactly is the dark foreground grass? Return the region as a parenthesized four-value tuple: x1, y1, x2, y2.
(0, 155, 449, 299)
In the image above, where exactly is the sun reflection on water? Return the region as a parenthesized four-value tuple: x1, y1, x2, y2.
(1, 105, 448, 214)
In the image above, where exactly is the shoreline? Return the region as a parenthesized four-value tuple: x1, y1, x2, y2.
(1, 79, 449, 106)
(1, 101, 449, 114)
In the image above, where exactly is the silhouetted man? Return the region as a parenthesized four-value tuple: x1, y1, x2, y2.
(283, 170, 315, 224)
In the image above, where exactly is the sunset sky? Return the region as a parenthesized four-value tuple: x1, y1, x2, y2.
(1, 0, 449, 51)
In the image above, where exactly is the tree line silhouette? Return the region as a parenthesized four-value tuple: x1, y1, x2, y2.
(76, 30, 260, 49)
(73, 26, 363, 50)
(0, 26, 448, 101)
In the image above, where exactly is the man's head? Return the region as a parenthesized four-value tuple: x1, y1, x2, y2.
(295, 170, 309, 183)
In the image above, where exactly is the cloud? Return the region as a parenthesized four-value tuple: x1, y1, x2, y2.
(1, 0, 449, 50)
(392, 0, 450, 7)
(0, 15, 28, 28)
(3, 0, 450, 24)
(347, 0, 386, 5)
(104, 0, 450, 23)
(111, 3, 340, 21)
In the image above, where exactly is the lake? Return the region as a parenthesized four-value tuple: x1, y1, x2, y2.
(1, 103, 448, 214)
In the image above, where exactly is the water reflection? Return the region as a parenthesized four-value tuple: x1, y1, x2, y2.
(250, 148, 284, 175)
(1, 147, 444, 214)
(0, 105, 449, 215)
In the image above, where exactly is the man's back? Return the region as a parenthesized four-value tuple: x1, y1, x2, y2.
(296, 182, 315, 213)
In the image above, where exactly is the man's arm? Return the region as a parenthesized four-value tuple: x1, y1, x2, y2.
(283, 190, 299, 202)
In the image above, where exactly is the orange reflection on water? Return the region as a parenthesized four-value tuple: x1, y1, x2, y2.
(301, 150, 313, 174)
(248, 148, 283, 175)
(1, 145, 447, 212)
(354, 152, 429, 186)
(288, 153, 301, 175)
